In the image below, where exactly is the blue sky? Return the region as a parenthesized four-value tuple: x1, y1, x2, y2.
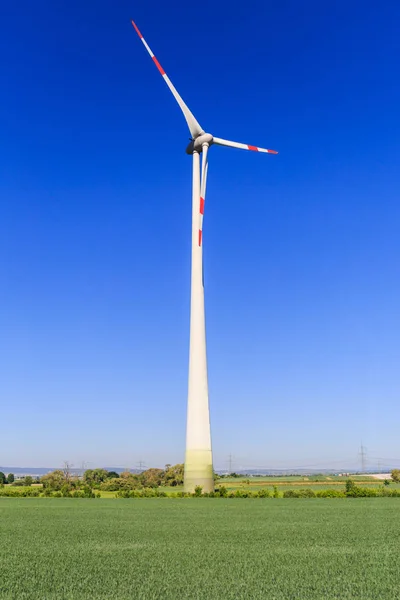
(1, 0, 399, 470)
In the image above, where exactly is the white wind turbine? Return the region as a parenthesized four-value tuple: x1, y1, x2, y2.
(131, 19, 277, 492)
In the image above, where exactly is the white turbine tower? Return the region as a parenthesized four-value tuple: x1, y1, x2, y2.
(131, 20, 277, 493)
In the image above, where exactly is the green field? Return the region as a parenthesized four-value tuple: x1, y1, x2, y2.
(1, 499, 399, 599)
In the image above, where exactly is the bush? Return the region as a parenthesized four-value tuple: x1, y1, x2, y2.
(391, 469, 400, 483)
(385, 488, 400, 497)
(283, 490, 298, 498)
(115, 488, 168, 499)
(101, 477, 141, 492)
(0, 488, 40, 498)
(216, 486, 228, 498)
(257, 489, 271, 498)
(345, 479, 356, 494)
(283, 489, 316, 498)
(346, 485, 378, 498)
(194, 486, 203, 497)
(61, 485, 72, 498)
(315, 489, 346, 498)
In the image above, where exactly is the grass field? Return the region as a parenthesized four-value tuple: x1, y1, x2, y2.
(1, 499, 399, 599)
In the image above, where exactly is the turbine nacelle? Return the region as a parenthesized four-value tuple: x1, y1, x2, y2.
(186, 133, 214, 155)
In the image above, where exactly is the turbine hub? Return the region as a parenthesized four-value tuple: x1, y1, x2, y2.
(186, 133, 213, 155)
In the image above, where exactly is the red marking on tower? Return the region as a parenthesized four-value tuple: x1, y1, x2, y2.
(200, 196, 204, 215)
(152, 56, 165, 75)
(198, 230, 202, 246)
(131, 20, 143, 39)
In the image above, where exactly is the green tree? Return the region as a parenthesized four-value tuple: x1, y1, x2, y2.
(83, 469, 109, 486)
(164, 464, 184, 486)
(24, 476, 33, 486)
(41, 470, 66, 491)
(391, 469, 400, 483)
(101, 476, 140, 491)
(0, 472, 6, 484)
(7, 473, 15, 484)
(140, 468, 165, 488)
(107, 471, 120, 479)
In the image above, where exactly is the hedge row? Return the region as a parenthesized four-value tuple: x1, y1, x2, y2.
(1, 485, 399, 499)
(115, 486, 400, 499)
(0, 488, 99, 498)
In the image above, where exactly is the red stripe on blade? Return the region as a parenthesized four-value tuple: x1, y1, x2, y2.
(152, 56, 165, 75)
(131, 20, 143, 39)
(200, 196, 204, 215)
(268, 150, 278, 154)
(198, 230, 202, 246)
(248, 145, 258, 151)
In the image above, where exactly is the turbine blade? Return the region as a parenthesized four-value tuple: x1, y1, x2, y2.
(198, 145, 209, 247)
(213, 137, 278, 154)
(131, 20, 204, 139)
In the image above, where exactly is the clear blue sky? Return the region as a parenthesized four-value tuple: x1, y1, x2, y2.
(1, 0, 399, 470)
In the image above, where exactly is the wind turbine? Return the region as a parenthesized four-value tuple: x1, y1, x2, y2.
(131, 19, 277, 493)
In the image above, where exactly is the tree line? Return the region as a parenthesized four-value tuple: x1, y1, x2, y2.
(38, 464, 185, 492)
(2, 468, 400, 491)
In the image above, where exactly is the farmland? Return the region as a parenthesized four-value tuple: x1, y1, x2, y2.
(1, 499, 399, 599)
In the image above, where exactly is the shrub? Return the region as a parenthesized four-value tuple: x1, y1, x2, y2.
(72, 491, 85, 498)
(82, 485, 96, 498)
(194, 486, 203, 497)
(257, 489, 271, 498)
(283, 490, 299, 498)
(282, 489, 316, 498)
(391, 469, 400, 483)
(61, 485, 72, 498)
(217, 486, 228, 498)
(346, 485, 378, 498)
(273, 486, 280, 498)
(316, 489, 346, 498)
(101, 476, 141, 492)
(0, 488, 40, 498)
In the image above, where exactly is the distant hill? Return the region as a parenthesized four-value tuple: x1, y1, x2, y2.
(0, 467, 142, 476)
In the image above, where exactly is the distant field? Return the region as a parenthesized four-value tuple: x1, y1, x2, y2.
(0, 498, 399, 599)
(160, 475, 400, 496)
